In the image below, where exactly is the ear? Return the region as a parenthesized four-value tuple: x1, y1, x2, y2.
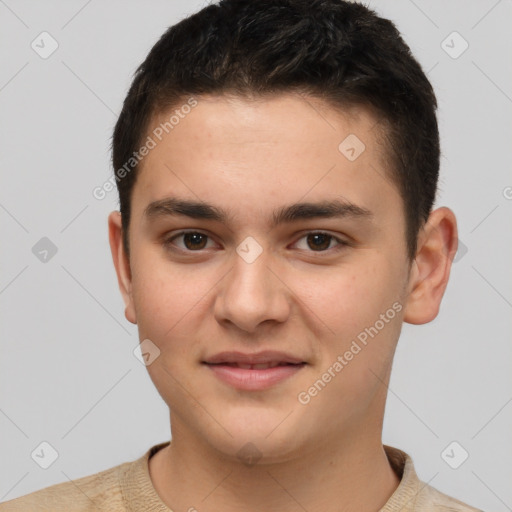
(403, 207, 458, 325)
(108, 211, 137, 325)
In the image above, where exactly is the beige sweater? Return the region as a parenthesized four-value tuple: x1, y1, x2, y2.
(0, 442, 484, 511)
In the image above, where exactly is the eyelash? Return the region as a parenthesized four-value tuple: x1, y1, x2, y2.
(163, 230, 349, 255)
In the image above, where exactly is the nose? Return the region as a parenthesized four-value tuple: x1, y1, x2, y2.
(214, 247, 291, 333)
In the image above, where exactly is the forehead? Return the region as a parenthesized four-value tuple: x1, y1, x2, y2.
(147, 93, 383, 154)
(132, 93, 401, 228)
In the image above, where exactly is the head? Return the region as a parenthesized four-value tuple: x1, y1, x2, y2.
(109, 0, 457, 462)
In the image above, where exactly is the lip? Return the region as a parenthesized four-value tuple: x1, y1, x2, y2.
(203, 350, 306, 365)
(202, 350, 307, 391)
(204, 362, 306, 390)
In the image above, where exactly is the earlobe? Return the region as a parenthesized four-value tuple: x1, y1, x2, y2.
(402, 207, 458, 325)
(108, 211, 137, 325)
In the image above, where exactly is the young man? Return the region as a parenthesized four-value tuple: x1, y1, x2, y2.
(0, 0, 485, 511)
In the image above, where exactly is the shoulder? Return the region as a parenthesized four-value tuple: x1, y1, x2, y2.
(0, 460, 132, 512)
(414, 484, 484, 512)
(416, 483, 485, 511)
(383, 445, 486, 512)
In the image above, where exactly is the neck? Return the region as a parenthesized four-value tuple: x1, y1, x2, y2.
(149, 424, 400, 512)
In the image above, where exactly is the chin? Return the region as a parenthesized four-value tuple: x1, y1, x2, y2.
(198, 410, 307, 465)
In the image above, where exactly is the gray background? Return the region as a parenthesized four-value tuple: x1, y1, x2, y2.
(1, 0, 511, 509)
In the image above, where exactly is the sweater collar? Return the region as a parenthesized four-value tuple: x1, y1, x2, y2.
(120, 441, 421, 512)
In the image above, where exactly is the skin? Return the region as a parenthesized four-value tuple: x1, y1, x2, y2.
(108, 93, 458, 512)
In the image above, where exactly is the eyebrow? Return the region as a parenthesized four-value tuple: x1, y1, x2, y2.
(143, 196, 373, 228)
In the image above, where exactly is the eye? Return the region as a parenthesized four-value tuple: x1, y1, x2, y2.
(163, 230, 348, 254)
(293, 232, 348, 253)
(164, 231, 216, 251)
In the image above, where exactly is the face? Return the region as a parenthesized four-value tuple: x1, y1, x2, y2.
(109, 93, 434, 463)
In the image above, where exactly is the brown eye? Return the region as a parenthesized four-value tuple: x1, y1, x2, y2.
(306, 233, 332, 251)
(182, 232, 208, 250)
(294, 232, 347, 253)
(164, 231, 213, 251)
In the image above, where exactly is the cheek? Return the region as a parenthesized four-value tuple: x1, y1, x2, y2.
(129, 247, 223, 372)
(130, 262, 205, 404)
(295, 259, 399, 338)
(295, 265, 402, 428)
(294, 256, 404, 403)
(130, 252, 197, 346)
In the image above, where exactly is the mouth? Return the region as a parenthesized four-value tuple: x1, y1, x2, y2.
(204, 361, 305, 370)
(202, 351, 307, 390)
(202, 350, 307, 366)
